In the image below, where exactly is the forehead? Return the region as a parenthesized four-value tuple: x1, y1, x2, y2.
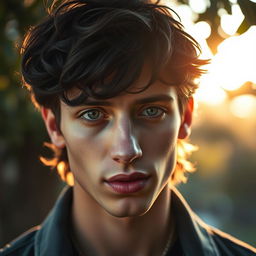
(65, 64, 178, 106)
(65, 80, 178, 107)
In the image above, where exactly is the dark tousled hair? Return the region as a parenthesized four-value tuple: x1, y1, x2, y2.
(21, 0, 208, 185)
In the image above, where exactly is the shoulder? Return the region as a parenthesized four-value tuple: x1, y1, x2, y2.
(208, 226, 256, 256)
(171, 187, 256, 255)
(0, 226, 40, 256)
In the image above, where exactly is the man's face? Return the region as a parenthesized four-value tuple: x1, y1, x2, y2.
(45, 68, 191, 217)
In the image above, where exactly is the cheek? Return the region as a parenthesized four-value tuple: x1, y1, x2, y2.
(149, 128, 178, 175)
(61, 122, 102, 175)
(140, 117, 181, 182)
(142, 118, 180, 160)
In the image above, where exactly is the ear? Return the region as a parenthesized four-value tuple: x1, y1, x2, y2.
(178, 97, 194, 139)
(41, 107, 66, 148)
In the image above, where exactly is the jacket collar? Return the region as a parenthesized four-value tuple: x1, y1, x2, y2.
(34, 187, 74, 256)
(171, 187, 219, 256)
(34, 186, 219, 256)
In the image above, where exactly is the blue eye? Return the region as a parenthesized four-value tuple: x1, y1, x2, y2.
(80, 109, 104, 121)
(141, 107, 165, 118)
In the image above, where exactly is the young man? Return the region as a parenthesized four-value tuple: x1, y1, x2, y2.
(1, 0, 255, 255)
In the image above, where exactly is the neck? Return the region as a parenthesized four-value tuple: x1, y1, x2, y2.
(71, 184, 175, 256)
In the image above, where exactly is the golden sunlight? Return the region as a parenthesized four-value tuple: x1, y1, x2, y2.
(57, 161, 75, 186)
(57, 161, 66, 181)
(195, 26, 256, 108)
(214, 26, 256, 91)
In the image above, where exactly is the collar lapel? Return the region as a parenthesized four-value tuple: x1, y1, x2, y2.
(172, 187, 220, 256)
(34, 187, 74, 256)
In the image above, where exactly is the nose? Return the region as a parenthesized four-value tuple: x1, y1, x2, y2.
(110, 118, 142, 165)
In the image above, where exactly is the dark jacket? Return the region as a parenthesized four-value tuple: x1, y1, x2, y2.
(1, 187, 255, 256)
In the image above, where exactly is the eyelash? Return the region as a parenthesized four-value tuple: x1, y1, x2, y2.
(139, 106, 166, 119)
(79, 108, 108, 122)
(79, 106, 167, 123)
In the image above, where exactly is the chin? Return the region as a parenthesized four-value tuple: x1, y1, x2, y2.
(105, 209, 150, 218)
(102, 200, 152, 218)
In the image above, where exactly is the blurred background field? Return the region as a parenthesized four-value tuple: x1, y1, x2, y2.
(0, 0, 256, 247)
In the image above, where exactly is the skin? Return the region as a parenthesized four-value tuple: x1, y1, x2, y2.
(42, 67, 193, 256)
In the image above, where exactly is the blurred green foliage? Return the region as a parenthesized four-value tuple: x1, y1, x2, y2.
(0, 0, 45, 155)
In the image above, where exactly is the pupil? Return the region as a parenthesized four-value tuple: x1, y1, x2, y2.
(89, 111, 99, 119)
(148, 108, 156, 115)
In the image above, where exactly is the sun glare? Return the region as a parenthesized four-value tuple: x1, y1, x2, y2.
(159, 1, 255, 119)
(195, 79, 227, 106)
(194, 26, 256, 110)
(214, 27, 256, 91)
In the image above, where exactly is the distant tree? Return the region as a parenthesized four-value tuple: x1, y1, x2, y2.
(177, 0, 256, 53)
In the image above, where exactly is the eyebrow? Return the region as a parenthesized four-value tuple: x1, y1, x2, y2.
(81, 94, 175, 106)
(134, 95, 174, 105)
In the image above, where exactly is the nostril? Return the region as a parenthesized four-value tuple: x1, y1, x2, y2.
(112, 149, 142, 164)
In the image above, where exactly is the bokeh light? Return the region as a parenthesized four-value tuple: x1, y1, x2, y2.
(193, 21, 211, 39)
(229, 95, 256, 118)
(188, 0, 208, 14)
(220, 4, 244, 36)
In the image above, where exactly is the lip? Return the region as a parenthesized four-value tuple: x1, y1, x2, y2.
(105, 172, 150, 194)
